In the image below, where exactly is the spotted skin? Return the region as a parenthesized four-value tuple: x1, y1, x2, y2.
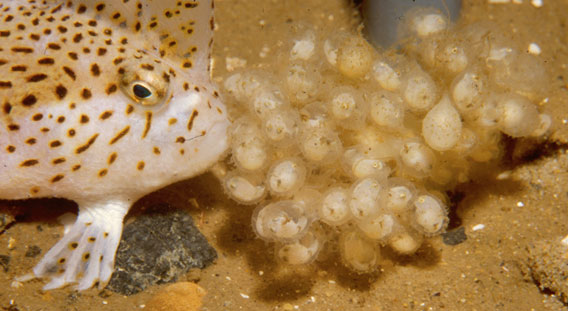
(0, 0, 229, 290)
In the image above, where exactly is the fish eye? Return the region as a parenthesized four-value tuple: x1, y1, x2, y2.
(133, 83, 153, 99)
(126, 80, 162, 106)
(120, 65, 169, 108)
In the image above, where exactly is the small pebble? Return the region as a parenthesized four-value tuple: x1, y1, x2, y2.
(528, 43, 541, 55)
(146, 282, 206, 311)
(531, 0, 543, 7)
(472, 224, 485, 231)
(442, 227, 468, 246)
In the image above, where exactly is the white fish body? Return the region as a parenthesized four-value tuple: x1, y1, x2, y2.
(0, 0, 229, 290)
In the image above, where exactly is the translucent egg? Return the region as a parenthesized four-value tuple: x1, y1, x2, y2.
(223, 172, 266, 205)
(412, 194, 448, 236)
(410, 10, 448, 38)
(340, 231, 379, 272)
(437, 44, 468, 75)
(451, 70, 485, 113)
(300, 128, 342, 163)
(383, 179, 416, 214)
(487, 48, 547, 97)
(336, 36, 374, 79)
(231, 118, 269, 171)
(251, 89, 288, 120)
(290, 31, 317, 61)
(263, 109, 300, 146)
(343, 147, 391, 179)
(422, 96, 463, 151)
(496, 94, 540, 137)
(253, 201, 311, 241)
(531, 113, 552, 137)
(372, 60, 401, 91)
(399, 141, 436, 177)
(402, 67, 438, 112)
(327, 87, 366, 129)
(267, 158, 307, 197)
(350, 177, 383, 219)
(470, 94, 500, 128)
(224, 72, 265, 102)
(452, 127, 478, 154)
(389, 231, 423, 255)
(286, 62, 321, 104)
(369, 91, 405, 131)
(277, 231, 321, 265)
(358, 213, 396, 242)
(319, 187, 351, 226)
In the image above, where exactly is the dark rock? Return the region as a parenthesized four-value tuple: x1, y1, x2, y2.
(106, 207, 217, 295)
(0, 254, 10, 272)
(442, 227, 467, 246)
(25, 245, 41, 258)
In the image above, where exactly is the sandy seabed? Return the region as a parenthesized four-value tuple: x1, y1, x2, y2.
(1, 0, 568, 310)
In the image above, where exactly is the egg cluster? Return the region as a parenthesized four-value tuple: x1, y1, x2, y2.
(219, 9, 551, 272)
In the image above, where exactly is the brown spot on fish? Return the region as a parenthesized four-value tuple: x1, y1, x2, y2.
(0, 81, 12, 88)
(12, 47, 34, 53)
(98, 169, 108, 177)
(22, 94, 37, 107)
(11, 65, 27, 72)
(81, 88, 93, 100)
(187, 110, 198, 131)
(20, 159, 39, 167)
(108, 152, 117, 164)
(47, 43, 61, 50)
(80, 114, 90, 124)
(8, 124, 20, 131)
(106, 84, 117, 95)
(99, 111, 113, 120)
(73, 33, 83, 43)
(52, 158, 66, 165)
(27, 73, 48, 82)
(2, 102, 11, 113)
(55, 85, 68, 99)
(49, 140, 62, 148)
(90, 63, 101, 76)
(137, 161, 145, 170)
(110, 126, 130, 144)
(68, 52, 78, 60)
(51, 174, 65, 183)
(75, 134, 99, 154)
(63, 66, 76, 80)
(142, 111, 152, 138)
(38, 57, 55, 65)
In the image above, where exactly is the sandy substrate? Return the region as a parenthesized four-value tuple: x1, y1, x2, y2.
(1, 0, 568, 310)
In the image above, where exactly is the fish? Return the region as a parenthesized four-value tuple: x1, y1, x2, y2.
(0, 0, 229, 290)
